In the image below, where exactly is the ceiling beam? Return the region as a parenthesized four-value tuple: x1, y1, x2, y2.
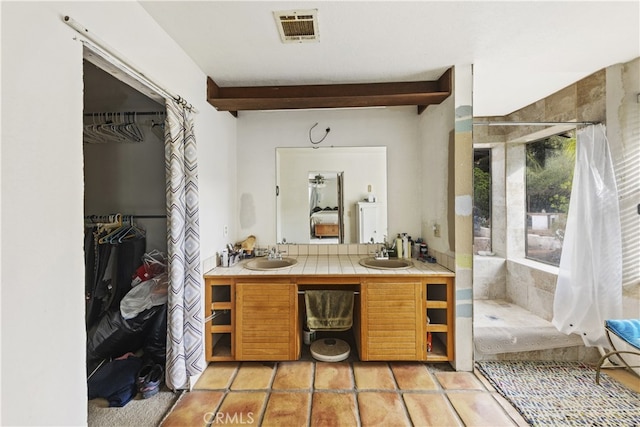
(206, 68, 452, 115)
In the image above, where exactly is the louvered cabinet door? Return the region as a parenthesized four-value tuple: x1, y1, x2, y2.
(235, 282, 299, 361)
(360, 279, 424, 361)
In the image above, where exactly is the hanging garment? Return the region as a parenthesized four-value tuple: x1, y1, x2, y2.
(552, 124, 622, 347)
(84, 228, 146, 329)
(85, 226, 115, 329)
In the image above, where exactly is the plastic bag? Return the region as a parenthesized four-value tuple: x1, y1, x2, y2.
(131, 250, 167, 287)
(120, 272, 169, 320)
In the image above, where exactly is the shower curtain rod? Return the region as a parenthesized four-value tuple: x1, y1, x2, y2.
(63, 15, 198, 114)
(473, 121, 599, 126)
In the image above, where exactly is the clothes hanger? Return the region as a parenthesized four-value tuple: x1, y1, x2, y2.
(84, 113, 108, 144)
(115, 216, 146, 243)
(98, 213, 125, 244)
(100, 112, 129, 143)
(123, 112, 144, 142)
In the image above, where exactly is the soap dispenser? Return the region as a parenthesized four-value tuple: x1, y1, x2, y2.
(396, 234, 403, 259)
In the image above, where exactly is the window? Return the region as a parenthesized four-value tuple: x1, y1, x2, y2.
(473, 148, 491, 254)
(525, 132, 576, 265)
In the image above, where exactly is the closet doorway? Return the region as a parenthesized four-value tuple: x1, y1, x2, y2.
(83, 59, 169, 378)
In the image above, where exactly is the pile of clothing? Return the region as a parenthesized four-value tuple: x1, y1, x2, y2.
(86, 250, 169, 407)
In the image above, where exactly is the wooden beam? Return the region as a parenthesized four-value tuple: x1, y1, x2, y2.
(206, 70, 452, 114)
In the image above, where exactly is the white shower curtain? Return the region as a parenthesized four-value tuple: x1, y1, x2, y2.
(552, 124, 622, 347)
(164, 99, 205, 389)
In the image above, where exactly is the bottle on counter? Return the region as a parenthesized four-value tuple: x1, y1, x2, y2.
(367, 184, 375, 202)
(402, 234, 409, 259)
(221, 249, 229, 267)
(396, 234, 403, 259)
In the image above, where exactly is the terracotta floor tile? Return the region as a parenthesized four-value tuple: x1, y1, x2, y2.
(474, 367, 497, 391)
(403, 393, 463, 426)
(390, 362, 438, 390)
(310, 392, 358, 427)
(447, 391, 518, 426)
(261, 392, 311, 427)
(230, 362, 275, 390)
(353, 362, 396, 390)
(491, 393, 531, 426)
(357, 391, 411, 426)
(195, 362, 238, 390)
(314, 362, 353, 390)
(435, 371, 484, 390)
(161, 390, 224, 427)
(272, 362, 313, 390)
(216, 391, 267, 426)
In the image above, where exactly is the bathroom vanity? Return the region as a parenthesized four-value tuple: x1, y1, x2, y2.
(203, 255, 454, 363)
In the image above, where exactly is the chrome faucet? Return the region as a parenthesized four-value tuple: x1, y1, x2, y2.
(268, 247, 283, 260)
(374, 246, 389, 260)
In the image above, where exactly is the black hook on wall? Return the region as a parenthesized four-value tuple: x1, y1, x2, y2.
(309, 123, 331, 145)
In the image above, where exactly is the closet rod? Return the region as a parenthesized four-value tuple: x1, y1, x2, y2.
(63, 15, 198, 114)
(85, 214, 167, 219)
(84, 111, 165, 117)
(473, 121, 599, 126)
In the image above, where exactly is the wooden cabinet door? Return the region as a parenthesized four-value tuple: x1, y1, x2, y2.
(361, 279, 424, 360)
(235, 282, 299, 361)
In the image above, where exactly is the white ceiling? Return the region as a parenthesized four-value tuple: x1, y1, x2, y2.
(140, 1, 639, 116)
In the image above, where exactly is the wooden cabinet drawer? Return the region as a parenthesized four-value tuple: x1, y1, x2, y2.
(315, 223, 339, 237)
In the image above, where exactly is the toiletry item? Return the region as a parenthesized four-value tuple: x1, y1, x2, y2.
(396, 234, 403, 259)
(420, 243, 428, 259)
(367, 185, 374, 202)
(402, 234, 409, 259)
(221, 249, 229, 267)
(303, 324, 316, 345)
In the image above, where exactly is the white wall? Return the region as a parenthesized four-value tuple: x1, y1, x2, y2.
(0, 2, 236, 425)
(607, 58, 640, 318)
(236, 107, 423, 246)
(418, 96, 454, 254)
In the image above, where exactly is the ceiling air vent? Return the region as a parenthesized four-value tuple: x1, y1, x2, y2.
(274, 9, 319, 43)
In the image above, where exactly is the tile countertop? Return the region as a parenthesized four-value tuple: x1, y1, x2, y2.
(204, 255, 454, 277)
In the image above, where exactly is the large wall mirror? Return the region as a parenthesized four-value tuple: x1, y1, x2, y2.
(276, 147, 388, 244)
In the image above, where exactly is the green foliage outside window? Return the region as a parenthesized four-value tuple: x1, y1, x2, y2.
(526, 134, 575, 213)
(525, 132, 576, 265)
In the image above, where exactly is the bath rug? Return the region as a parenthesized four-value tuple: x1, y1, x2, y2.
(476, 361, 640, 426)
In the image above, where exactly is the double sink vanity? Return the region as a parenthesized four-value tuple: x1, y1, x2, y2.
(203, 250, 455, 363)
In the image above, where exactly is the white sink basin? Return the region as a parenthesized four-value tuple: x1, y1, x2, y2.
(359, 257, 413, 270)
(244, 257, 298, 271)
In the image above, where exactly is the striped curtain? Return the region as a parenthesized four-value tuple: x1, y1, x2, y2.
(164, 99, 205, 390)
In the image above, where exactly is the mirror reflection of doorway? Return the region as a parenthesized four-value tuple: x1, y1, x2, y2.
(309, 171, 344, 244)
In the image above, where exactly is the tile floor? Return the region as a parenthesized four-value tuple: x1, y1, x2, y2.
(161, 361, 530, 426)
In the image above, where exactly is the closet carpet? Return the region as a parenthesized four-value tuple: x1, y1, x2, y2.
(87, 385, 181, 426)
